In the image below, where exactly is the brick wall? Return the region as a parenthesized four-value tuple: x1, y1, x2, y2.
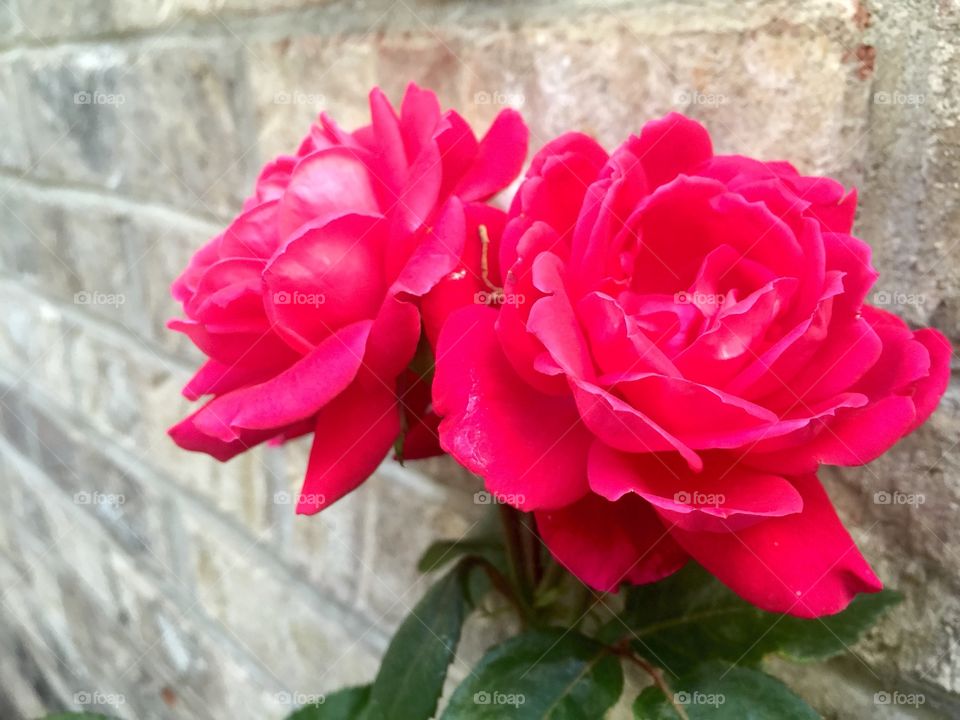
(0, 0, 957, 718)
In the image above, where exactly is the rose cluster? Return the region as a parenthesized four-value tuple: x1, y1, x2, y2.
(171, 85, 950, 617)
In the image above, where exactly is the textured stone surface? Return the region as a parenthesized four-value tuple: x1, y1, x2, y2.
(248, 34, 376, 162)
(0, 0, 958, 718)
(857, 0, 960, 344)
(16, 42, 256, 217)
(0, 60, 30, 170)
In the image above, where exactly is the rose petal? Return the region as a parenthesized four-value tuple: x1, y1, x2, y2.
(434, 305, 592, 510)
(666, 472, 882, 618)
(589, 443, 803, 533)
(909, 328, 951, 431)
(453, 108, 529, 202)
(264, 213, 387, 350)
(568, 377, 702, 470)
(187, 320, 372, 442)
(278, 147, 380, 238)
(536, 492, 688, 592)
(628, 112, 713, 188)
(296, 378, 401, 514)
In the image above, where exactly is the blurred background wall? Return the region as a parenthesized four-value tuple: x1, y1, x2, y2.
(0, 0, 957, 718)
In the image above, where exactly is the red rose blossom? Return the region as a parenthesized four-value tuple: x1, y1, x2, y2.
(169, 83, 527, 514)
(433, 114, 950, 617)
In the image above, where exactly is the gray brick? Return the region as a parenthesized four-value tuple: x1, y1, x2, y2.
(279, 437, 366, 606)
(4, 187, 138, 327)
(180, 503, 381, 695)
(859, 0, 960, 343)
(826, 382, 960, 697)
(123, 207, 217, 359)
(357, 461, 484, 628)
(0, 59, 31, 170)
(17, 41, 256, 217)
(456, 8, 868, 177)
(248, 34, 376, 163)
(0, 1, 23, 43)
(14, 0, 112, 41)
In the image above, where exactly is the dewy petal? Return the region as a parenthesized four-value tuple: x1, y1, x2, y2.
(588, 443, 803, 533)
(296, 378, 401, 514)
(666, 472, 882, 618)
(536, 492, 688, 592)
(278, 147, 380, 238)
(187, 320, 372, 442)
(433, 305, 592, 510)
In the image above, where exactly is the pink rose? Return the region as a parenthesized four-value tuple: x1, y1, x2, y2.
(433, 114, 950, 617)
(169, 83, 527, 514)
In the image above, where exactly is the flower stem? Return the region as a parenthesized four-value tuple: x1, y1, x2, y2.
(613, 641, 689, 720)
(461, 556, 531, 625)
(498, 503, 532, 607)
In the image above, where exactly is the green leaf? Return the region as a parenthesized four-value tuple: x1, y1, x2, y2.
(287, 685, 371, 718)
(619, 564, 899, 673)
(441, 629, 623, 719)
(362, 564, 472, 720)
(418, 539, 506, 574)
(633, 661, 819, 719)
